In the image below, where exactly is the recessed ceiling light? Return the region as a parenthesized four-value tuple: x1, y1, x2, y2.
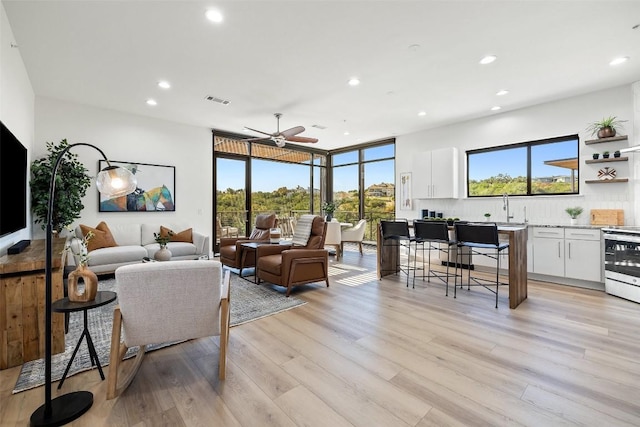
(344, 131, 350, 136)
(146, 99, 157, 106)
(491, 106, 501, 111)
(496, 89, 509, 96)
(348, 77, 360, 86)
(418, 111, 427, 116)
(158, 81, 171, 89)
(479, 55, 497, 65)
(205, 9, 223, 23)
(609, 56, 629, 66)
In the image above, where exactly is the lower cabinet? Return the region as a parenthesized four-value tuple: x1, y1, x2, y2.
(532, 227, 602, 282)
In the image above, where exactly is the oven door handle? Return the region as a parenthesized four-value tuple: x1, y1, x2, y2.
(604, 233, 640, 244)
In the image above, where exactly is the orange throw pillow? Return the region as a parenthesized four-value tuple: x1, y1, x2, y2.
(80, 221, 118, 252)
(160, 226, 193, 243)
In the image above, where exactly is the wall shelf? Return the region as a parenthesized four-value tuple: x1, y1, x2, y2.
(585, 178, 628, 184)
(584, 135, 628, 145)
(585, 156, 628, 164)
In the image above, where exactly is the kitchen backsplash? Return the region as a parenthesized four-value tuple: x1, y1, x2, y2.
(411, 195, 635, 226)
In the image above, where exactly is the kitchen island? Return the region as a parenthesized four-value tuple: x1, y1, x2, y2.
(377, 223, 528, 309)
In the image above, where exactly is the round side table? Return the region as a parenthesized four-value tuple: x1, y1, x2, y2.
(52, 290, 117, 389)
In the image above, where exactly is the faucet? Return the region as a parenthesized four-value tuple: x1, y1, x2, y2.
(524, 206, 528, 223)
(503, 194, 514, 223)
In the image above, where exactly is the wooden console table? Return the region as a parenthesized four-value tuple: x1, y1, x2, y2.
(1, 238, 67, 369)
(376, 224, 528, 309)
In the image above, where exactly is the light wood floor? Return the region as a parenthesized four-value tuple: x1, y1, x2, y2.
(2, 245, 640, 426)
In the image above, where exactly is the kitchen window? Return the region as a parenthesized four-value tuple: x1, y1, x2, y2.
(467, 134, 579, 197)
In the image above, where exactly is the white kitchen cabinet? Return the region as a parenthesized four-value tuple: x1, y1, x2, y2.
(532, 227, 565, 277)
(532, 227, 602, 282)
(564, 228, 602, 282)
(412, 147, 458, 199)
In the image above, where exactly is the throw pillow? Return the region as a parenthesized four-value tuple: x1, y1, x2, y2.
(160, 226, 193, 243)
(80, 221, 118, 252)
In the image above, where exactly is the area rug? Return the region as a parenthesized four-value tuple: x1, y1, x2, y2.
(13, 273, 306, 393)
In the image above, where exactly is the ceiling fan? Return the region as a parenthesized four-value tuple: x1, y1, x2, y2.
(243, 113, 318, 147)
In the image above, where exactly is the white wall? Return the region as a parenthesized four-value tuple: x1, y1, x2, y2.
(33, 97, 213, 242)
(0, 2, 34, 254)
(396, 84, 638, 226)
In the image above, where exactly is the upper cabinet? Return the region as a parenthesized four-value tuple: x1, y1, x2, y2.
(412, 147, 458, 199)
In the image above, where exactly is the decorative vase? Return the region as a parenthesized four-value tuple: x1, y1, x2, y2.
(325, 214, 333, 222)
(269, 227, 281, 244)
(67, 264, 98, 302)
(597, 127, 616, 139)
(154, 247, 172, 261)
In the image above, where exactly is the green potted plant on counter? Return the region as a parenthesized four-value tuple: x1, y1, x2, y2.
(565, 206, 583, 226)
(484, 213, 491, 222)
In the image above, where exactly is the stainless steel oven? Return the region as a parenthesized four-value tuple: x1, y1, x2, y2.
(603, 228, 640, 303)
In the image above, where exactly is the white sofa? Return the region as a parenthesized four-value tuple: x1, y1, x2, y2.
(68, 223, 209, 275)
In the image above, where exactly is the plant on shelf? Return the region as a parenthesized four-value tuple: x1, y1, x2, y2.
(603, 151, 610, 159)
(154, 231, 174, 249)
(30, 139, 92, 233)
(592, 153, 600, 160)
(586, 115, 627, 139)
(614, 150, 621, 158)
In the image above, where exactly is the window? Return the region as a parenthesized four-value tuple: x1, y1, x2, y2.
(467, 135, 579, 197)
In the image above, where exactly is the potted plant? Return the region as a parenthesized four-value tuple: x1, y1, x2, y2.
(614, 150, 621, 158)
(565, 206, 583, 226)
(586, 116, 627, 139)
(484, 213, 491, 222)
(592, 153, 600, 160)
(321, 201, 337, 222)
(30, 139, 92, 234)
(153, 231, 174, 261)
(603, 151, 610, 159)
(67, 230, 98, 302)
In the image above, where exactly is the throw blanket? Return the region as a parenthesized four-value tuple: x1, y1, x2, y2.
(291, 214, 315, 246)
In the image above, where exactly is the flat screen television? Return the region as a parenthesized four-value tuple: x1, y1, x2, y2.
(0, 120, 28, 237)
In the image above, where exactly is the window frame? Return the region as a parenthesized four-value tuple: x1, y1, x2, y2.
(466, 134, 580, 198)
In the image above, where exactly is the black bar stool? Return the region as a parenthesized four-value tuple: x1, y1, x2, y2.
(454, 222, 509, 308)
(413, 220, 460, 294)
(380, 219, 418, 287)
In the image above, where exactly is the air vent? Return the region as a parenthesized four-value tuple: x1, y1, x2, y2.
(205, 95, 230, 105)
(311, 124, 327, 130)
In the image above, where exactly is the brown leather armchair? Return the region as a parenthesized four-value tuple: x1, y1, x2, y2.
(219, 213, 277, 273)
(256, 216, 329, 296)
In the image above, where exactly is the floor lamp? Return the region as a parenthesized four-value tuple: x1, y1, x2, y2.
(30, 143, 136, 427)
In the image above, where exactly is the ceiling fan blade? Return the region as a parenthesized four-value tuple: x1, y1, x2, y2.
(279, 126, 305, 138)
(285, 135, 319, 143)
(242, 136, 271, 142)
(244, 127, 273, 137)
